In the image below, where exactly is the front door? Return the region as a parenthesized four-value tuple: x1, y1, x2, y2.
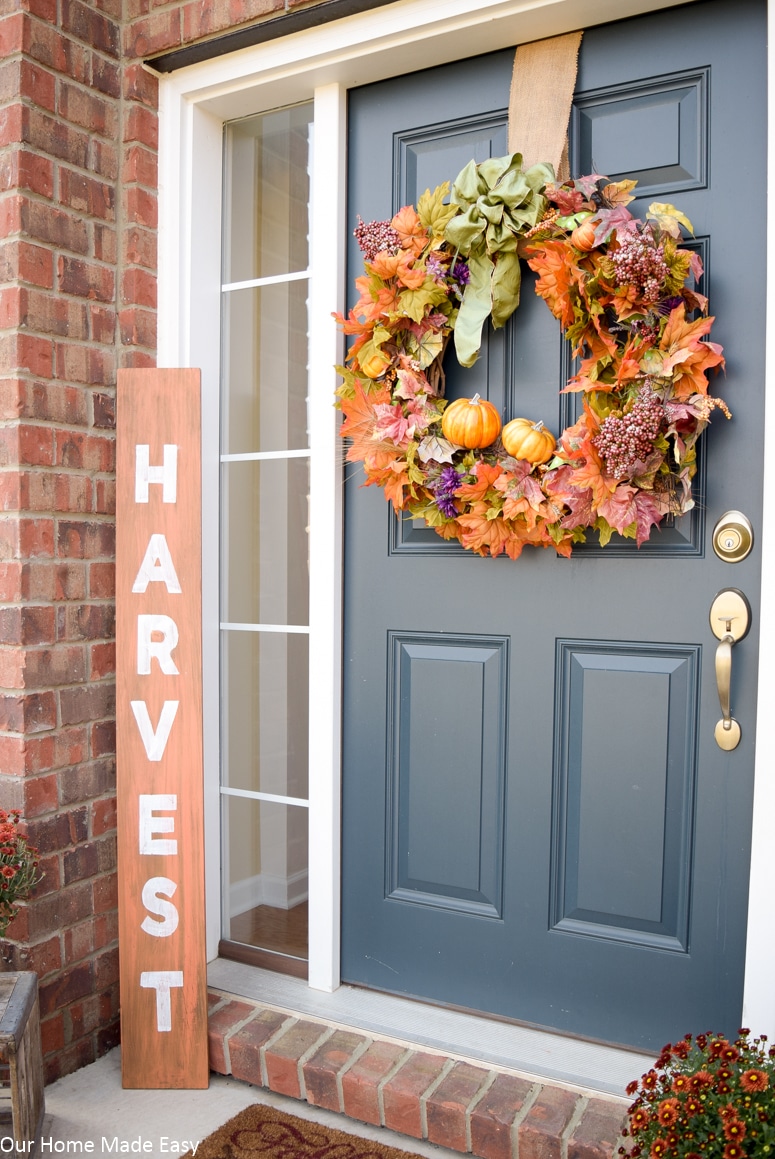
(341, 0, 766, 1051)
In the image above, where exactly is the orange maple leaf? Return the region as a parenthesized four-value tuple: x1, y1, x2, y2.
(526, 240, 577, 329)
(658, 306, 725, 398)
(456, 502, 515, 558)
(454, 461, 503, 503)
(391, 204, 428, 258)
(339, 381, 392, 462)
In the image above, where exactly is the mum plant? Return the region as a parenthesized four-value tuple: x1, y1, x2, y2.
(621, 1031, 775, 1159)
(0, 809, 41, 938)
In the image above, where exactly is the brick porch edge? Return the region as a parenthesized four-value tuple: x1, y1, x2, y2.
(207, 989, 630, 1159)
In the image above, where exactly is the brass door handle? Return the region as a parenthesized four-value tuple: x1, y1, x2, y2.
(709, 589, 752, 752)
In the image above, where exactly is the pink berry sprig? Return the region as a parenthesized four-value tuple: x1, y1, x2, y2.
(611, 226, 670, 303)
(593, 386, 666, 479)
(354, 217, 401, 262)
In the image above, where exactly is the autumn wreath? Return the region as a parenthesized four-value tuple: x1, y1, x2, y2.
(335, 154, 728, 558)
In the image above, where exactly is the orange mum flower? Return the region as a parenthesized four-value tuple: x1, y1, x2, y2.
(740, 1068, 769, 1092)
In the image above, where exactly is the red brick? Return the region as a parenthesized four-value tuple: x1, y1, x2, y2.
(22, 16, 68, 70)
(228, 1008, 290, 1085)
(124, 185, 157, 229)
(0, 103, 23, 148)
(469, 1073, 534, 1159)
(0, 605, 55, 645)
(90, 305, 116, 345)
(123, 61, 158, 108)
(54, 342, 115, 387)
(303, 1029, 368, 1112)
(0, 14, 24, 57)
(123, 225, 155, 269)
(207, 1000, 258, 1074)
(24, 107, 90, 168)
(23, 772, 58, 816)
(119, 306, 156, 347)
(19, 59, 56, 111)
(341, 1040, 407, 1126)
(59, 169, 115, 221)
(0, 690, 56, 733)
(57, 520, 114, 560)
(93, 479, 115, 516)
(90, 643, 115, 681)
(40, 1012, 65, 1056)
(21, 197, 89, 253)
(0, 149, 55, 198)
(426, 1062, 492, 1152)
(264, 1020, 332, 1099)
(0, 332, 53, 378)
(58, 81, 118, 138)
(93, 224, 117, 265)
(125, 9, 181, 57)
(382, 1052, 449, 1139)
(88, 562, 114, 597)
(519, 1087, 580, 1159)
(0, 241, 54, 288)
(90, 795, 116, 835)
(5, 932, 62, 977)
(58, 256, 115, 303)
(121, 267, 156, 308)
(24, 728, 87, 773)
(91, 56, 120, 99)
(61, 0, 119, 56)
(568, 1099, 628, 1159)
(59, 683, 115, 726)
(39, 961, 94, 1018)
(123, 104, 158, 151)
(59, 756, 114, 806)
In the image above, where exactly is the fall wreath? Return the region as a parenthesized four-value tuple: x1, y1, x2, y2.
(335, 153, 728, 558)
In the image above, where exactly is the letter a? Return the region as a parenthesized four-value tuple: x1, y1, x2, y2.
(132, 534, 182, 594)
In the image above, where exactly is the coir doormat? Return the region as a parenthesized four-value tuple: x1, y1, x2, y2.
(183, 1104, 428, 1159)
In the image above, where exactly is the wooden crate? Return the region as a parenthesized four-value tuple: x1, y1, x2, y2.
(0, 973, 45, 1155)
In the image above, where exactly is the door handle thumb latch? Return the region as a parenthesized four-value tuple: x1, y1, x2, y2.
(709, 589, 752, 751)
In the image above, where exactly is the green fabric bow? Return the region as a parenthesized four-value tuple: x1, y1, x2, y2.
(445, 153, 554, 368)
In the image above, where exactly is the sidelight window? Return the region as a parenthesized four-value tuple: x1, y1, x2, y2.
(218, 103, 313, 973)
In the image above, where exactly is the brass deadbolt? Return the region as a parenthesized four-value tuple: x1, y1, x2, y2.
(712, 511, 754, 563)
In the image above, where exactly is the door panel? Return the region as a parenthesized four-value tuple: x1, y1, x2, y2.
(341, 0, 765, 1050)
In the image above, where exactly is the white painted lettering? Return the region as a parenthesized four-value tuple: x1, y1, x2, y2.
(130, 700, 179, 762)
(140, 970, 184, 1032)
(141, 877, 179, 938)
(135, 444, 178, 503)
(138, 794, 178, 855)
(132, 534, 182, 594)
(137, 614, 180, 676)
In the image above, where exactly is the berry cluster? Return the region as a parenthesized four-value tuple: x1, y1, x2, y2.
(593, 386, 666, 479)
(354, 217, 401, 262)
(612, 226, 670, 303)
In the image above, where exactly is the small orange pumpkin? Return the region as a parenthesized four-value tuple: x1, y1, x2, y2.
(441, 394, 502, 449)
(570, 217, 598, 252)
(502, 418, 556, 464)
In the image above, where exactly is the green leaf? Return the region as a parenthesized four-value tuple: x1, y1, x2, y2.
(397, 280, 450, 323)
(417, 182, 457, 237)
(491, 251, 521, 329)
(453, 249, 494, 368)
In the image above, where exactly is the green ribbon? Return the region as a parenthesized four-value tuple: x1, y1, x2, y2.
(445, 153, 554, 367)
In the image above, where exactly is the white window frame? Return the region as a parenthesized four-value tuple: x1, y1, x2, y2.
(155, 0, 775, 1034)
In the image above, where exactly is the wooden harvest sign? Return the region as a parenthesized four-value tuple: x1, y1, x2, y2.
(116, 368, 208, 1089)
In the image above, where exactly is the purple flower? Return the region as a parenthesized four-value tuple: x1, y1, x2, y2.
(452, 260, 470, 286)
(433, 464, 461, 519)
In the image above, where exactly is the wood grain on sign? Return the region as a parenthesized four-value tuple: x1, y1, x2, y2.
(116, 368, 208, 1089)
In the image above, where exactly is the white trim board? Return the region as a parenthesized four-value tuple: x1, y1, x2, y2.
(157, 0, 775, 1045)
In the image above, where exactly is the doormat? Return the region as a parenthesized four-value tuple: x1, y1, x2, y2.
(183, 1104, 428, 1159)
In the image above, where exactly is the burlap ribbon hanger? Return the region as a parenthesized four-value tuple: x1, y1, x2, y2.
(508, 30, 583, 182)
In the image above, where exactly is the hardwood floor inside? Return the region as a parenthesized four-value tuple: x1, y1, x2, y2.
(229, 901, 308, 960)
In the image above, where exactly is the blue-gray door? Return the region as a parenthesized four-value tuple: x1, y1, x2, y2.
(341, 0, 766, 1051)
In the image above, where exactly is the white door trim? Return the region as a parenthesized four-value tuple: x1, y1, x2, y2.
(155, 0, 775, 1037)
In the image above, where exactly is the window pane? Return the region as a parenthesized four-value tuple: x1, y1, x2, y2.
(223, 795, 308, 961)
(224, 105, 312, 285)
(222, 630, 309, 799)
(222, 280, 310, 455)
(221, 457, 310, 626)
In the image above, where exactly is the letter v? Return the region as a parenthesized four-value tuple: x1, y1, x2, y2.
(130, 701, 179, 761)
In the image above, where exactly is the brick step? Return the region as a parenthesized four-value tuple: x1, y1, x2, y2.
(207, 988, 629, 1159)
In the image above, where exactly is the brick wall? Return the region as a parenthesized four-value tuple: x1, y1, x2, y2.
(0, 0, 329, 1083)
